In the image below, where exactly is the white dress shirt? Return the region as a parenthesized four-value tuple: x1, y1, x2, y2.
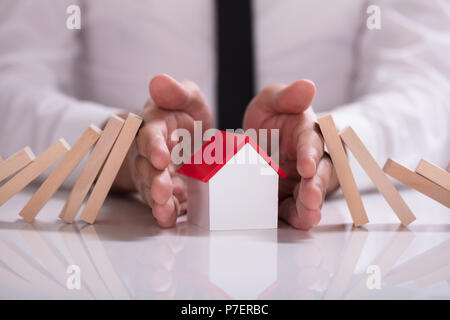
(0, 0, 449, 189)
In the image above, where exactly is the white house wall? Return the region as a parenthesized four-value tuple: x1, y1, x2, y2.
(208, 144, 279, 231)
(187, 177, 210, 229)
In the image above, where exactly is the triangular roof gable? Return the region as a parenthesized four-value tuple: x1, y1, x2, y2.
(177, 130, 287, 182)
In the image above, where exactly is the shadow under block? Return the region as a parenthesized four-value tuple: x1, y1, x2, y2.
(60, 115, 125, 223)
(383, 159, 450, 208)
(415, 159, 450, 191)
(0, 147, 36, 182)
(0, 139, 70, 206)
(317, 115, 369, 227)
(340, 127, 416, 226)
(80, 113, 142, 224)
(19, 125, 102, 222)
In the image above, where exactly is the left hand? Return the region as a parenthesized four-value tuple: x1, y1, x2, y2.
(243, 80, 339, 230)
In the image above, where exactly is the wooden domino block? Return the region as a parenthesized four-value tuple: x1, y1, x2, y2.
(317, 115, 369, 227)
(0, 139, 70, 206)
(80, 113, 142, 224)
(60, 116, 125, 223)
(446, 163, 450, 172)
(415, 159, 450, 191)
(0, 147, 36, 182)
(340, 127, 416, 226)
(19, 125, 102, 222)
(383, 159, 450, 208)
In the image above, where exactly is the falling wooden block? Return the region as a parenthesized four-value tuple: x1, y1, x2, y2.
(0, 139, 70, 206)
(80, 113, 142, 224)
(0, 147, 36, 182)
(317, 115, 369, 227)
(340, 127, 416, 226)
(19, 125, 102, 222)
(60, 115, 125, 223)
(383, 159, 450, 208)
(415, 159, 450, 191)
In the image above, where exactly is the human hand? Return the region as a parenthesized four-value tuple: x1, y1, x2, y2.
(117, 74, 213, 228)
(243, 80, 338, 230)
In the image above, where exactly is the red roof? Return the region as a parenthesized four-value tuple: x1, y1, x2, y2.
(177, 130, 286, 182)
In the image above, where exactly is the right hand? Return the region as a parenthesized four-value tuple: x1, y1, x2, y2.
(125, 74, 213, 228)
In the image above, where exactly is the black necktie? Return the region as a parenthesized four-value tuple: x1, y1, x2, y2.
(216, 0, 254, 131)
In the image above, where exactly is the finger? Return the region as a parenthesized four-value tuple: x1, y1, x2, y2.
(243, 79, 316, 131)
(177, 200, 188, 216)
(153, 196, 177, 228)
(243, 83, 285, 129)
(142, 185, 155, 208)
(149, 74, 212, 126)
(150, 168, 173, 205)
(279, 197, 321, 231)
(273, 79, 316, 114)
(137, 160, 173, 206)
(298, 156, 333, 211)
(135, 155, 153, 185)
(172, 176, 187, 204)
(136, 120, 171, 170)
(149, 74, 191, 111)
(296, 120, 324, 178)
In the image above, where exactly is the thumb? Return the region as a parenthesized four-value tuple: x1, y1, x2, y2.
(272, 79, 316, 114)
(149, 74, 190, 111)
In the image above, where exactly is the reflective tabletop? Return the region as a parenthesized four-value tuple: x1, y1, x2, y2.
(0, 184, 449, 299)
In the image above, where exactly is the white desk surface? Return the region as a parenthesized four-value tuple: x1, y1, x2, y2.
(0, 184, 449, 299)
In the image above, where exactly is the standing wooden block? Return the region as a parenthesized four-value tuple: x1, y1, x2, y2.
(0, 139, 70, 206)
(317, 115, 369, 227)
(340, 127, 416, 226)
(383, 159, 450, 208)
(60, 116, 125, 223)
(19, 125, 102, 222)
(80, 113, 142, 224)
(415, 159, 450, 191)
(0, 147, 36, 182)
(446, 163, 450, 172)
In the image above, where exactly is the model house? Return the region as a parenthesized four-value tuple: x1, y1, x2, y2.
(178, 130, 286, 231)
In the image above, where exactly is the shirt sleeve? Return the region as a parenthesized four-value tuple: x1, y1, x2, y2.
(331, 0, 450, 191)
(0, 0, 123, 185)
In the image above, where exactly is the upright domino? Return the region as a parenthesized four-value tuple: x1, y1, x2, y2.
(415, 159, 450, 191)
(80, 113, 142, 224)
(60, 115, 125, 223)
(446, 163, 450, 172)
(0, 147, 36, 182)
(317, 115, 369, 227)
(383, 159, 450, 208)
(0, 139, 70, 206)
(340, 127, 416, 226)
(19, 125, 102, 222)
